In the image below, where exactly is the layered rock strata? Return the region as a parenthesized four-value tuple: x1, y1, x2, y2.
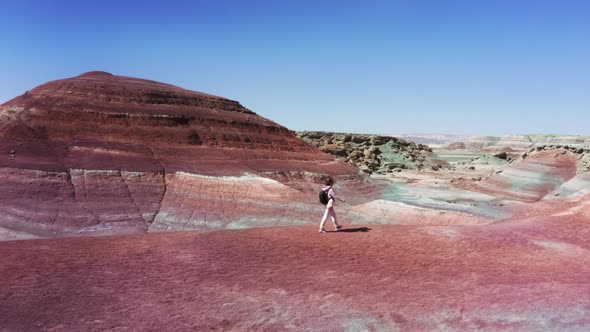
(0, 71, 345, 174)
(524, 145, 590, 175)
(455, 148, 579, 202)
(0, 72, 362, 239)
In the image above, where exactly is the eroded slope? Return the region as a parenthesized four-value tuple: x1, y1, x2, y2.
(0, 72, 363, 240)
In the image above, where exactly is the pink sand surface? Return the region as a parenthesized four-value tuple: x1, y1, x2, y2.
(1, 198, 589, 331)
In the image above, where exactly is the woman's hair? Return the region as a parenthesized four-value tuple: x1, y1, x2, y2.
(325, 177, 334, 186)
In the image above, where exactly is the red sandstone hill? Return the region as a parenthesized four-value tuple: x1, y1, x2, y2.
(0, 71, 353, 174)
(0, 72, 369, 240)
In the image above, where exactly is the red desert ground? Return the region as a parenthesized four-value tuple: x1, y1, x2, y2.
(1, 72, 590, 331)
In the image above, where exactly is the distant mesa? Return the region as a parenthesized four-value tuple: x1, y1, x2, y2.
(394, 134, 470, 146)
(397, 134, 590, 151)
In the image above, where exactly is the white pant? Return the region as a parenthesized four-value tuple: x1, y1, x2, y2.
(320, 199, 339, 229)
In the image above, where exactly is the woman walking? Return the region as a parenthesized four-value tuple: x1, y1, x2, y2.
(319, 177, 345, 233)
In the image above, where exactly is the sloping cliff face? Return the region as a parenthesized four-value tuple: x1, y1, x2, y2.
(0, 72, 362, 240)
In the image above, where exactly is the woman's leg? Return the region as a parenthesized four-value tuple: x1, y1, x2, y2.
(319, 207, 331, 230)
(329, 208, 339, 228)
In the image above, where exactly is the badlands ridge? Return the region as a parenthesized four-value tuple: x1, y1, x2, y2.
(1, 72, 589, 330)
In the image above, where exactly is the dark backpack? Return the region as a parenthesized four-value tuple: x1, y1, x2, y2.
(319, 188, 331, 205)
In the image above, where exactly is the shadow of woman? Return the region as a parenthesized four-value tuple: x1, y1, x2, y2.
(335, 227, 371, 233)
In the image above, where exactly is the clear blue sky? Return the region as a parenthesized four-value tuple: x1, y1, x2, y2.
(1, 0, 589, 135)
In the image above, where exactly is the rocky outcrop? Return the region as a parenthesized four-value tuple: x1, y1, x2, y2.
(296, 131, 450, 174)
(579, 154, 590, 175)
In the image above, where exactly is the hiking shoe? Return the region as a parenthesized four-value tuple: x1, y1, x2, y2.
(319, 228, 327, 233)
(336, 225, 343, 231)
